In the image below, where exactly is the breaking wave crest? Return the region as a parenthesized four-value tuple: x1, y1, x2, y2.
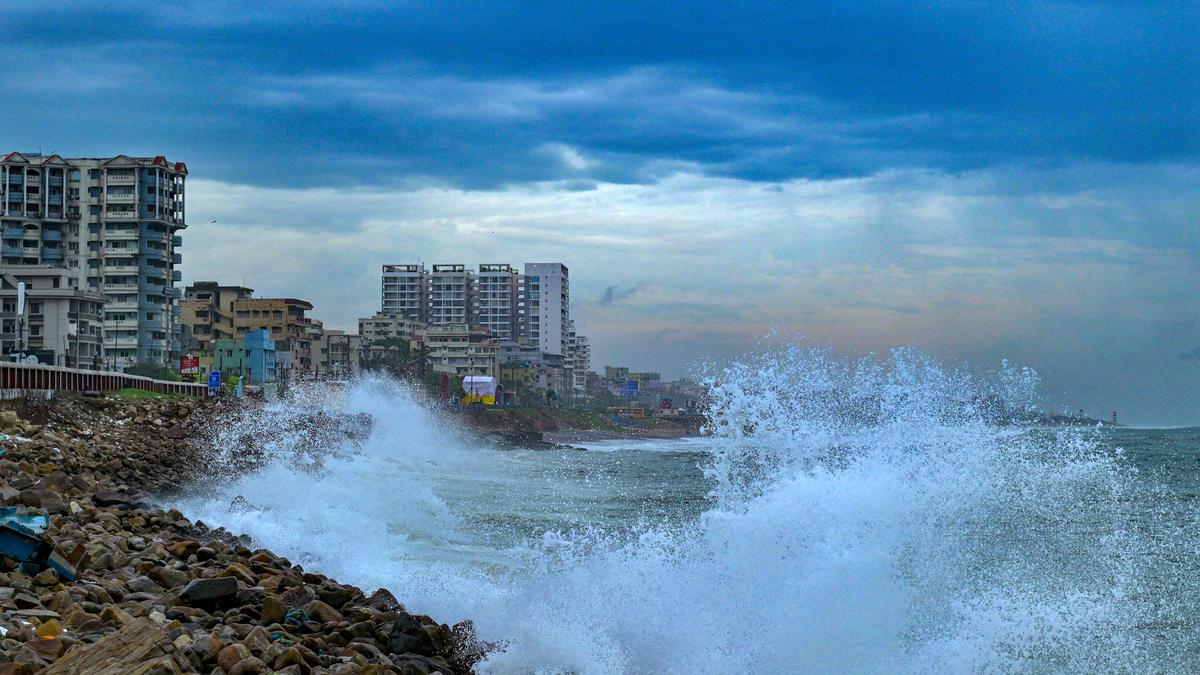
(172, 349, 1199, 673)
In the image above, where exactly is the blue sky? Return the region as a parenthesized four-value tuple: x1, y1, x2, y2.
(3, 1, 1197, 423)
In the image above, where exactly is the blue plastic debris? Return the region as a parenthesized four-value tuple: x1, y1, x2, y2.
(0, 507, 78, 581)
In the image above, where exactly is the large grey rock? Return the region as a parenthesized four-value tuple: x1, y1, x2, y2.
(179, 576, 238, 606)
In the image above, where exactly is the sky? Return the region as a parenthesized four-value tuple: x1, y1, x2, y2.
(2, 1, 1197, 424)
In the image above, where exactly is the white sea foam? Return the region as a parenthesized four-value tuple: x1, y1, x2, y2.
(172, 350, 1198, 673)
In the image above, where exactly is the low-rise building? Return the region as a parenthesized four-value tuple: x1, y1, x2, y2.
(413, 323, 498, 380)
(0, 266, 104, 367)
(358, 312, 423, 343)
(180, 281, 254, 356)
(314, 329, 362, 378)
(499, 341, 572, 403)
(230, 297, 317, 373)
(214, 328, 278, 384)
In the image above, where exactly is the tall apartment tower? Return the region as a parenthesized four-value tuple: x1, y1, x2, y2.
(0, 152, 187, 369)
(428, 264, 473, 326)
(475, 263, 520, 341)
(523, 262, 569, 356)
(381, 264, 426, 321)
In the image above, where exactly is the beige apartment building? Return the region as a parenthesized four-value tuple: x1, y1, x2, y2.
(180, 282, 254, 357)
(414, 323, 498, 380)
(229, 297, 319, 373)
(358, 312, 423, 343)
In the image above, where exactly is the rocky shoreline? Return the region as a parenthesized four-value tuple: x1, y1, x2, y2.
(0, 394, 480, 675)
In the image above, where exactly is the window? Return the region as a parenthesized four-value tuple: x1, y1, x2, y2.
(89, 170, 100, 179)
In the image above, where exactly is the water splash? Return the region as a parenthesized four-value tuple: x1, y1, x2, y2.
(172, 352, 1199, 673)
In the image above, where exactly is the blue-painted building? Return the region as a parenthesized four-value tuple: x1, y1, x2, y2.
(244, 328, 277, 384)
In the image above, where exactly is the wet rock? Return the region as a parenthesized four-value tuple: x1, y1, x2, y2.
(44, 618, 190, 674)
(23, 637, 65, 660)
(127, 576, 165, 594)
(278, 585, 318, 608)
(261, 594, 286, 625)
(388, 613, 437, 656)
(304, 599, 344, 624)
(91, 491, 134, 508)
(365, 588, 401, 612)
(217, 642, 252, 672)
(166, 539, 199, 559)
(190, 632, 224, 665)
(228, 655, 269, 675)
(179, 576, 238, 606)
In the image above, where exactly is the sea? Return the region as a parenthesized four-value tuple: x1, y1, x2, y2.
(171, 348, 1200, 673)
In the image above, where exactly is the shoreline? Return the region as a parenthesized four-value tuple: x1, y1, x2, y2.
(0, 395, 474, 674)
(543, 427, 700, 443)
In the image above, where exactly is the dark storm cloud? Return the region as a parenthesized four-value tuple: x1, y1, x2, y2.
(1, 1, 1197, 188)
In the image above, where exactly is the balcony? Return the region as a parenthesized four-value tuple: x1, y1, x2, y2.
(41, 248, 62, 260)
(105, 210, 136, 219)
(172, 234, 182, 247)
(103, 283, 140, 293)
(41, 229, 62, 242)
(106, 174, 135, 185)
(3, 226, 23, 238)
(104, 229, 140, 241)
(106, 192, 136, 203)
(104, 264, 140, 274)
(171, 270, 181, 282)
(47, 195, 62, 205)
(105, 302, 139, 315)
(171, 253, 182, 265)
(1, 246, 22, 258)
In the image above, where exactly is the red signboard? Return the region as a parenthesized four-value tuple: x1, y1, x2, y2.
(180, 355, 200, 374)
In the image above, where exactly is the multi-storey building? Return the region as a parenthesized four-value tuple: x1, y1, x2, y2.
(381, 264, 426, 321)
(414, 323, 498, 380)
(522, 263, 569, 356)
(0, 152, 187, 369)
(229, 297, 318, 373)
(567, 321, 591, 391)
(180, 282, 254, 356)
(475, 263, 520, 341)
(315, 329, 363, 377)
(0, 266, 104, 367)
(358, 312, 423, 343)
(428, 264, 473, 326)
(380, 261, 573, 357)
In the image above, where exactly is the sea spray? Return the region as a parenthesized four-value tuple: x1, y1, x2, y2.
(173, 352, 1200, 673)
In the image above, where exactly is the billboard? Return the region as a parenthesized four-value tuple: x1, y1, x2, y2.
(180, 355, 200, 374)
(620, 380, 639, 399)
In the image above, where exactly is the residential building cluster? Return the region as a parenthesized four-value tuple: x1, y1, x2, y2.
(0, 152, 186, 369)
(0, 150, 604, 402)
(369, 262, 590, 402)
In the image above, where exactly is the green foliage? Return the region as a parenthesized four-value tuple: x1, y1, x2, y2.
(125, 362, 181, 382)
(112, 388, 187, 399)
